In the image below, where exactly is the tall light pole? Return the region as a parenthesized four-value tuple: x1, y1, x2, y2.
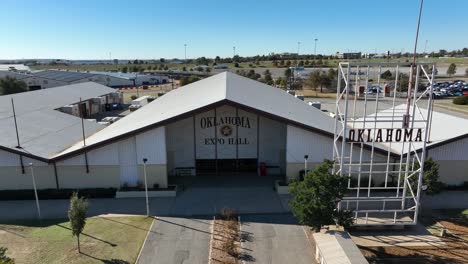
(29, 163, 41, 219)
(314, 38, 318, 57)
(233, 46, 236, 58)
(423, 40, 428, 54)
(184, 44, 187, 61)
(142, 158, 150, 216)
(303, 155, 308, 180)
(297, 42, 301, 67)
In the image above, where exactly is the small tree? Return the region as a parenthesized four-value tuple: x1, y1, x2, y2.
(465, 68, 468, 77)
(408, 158, 443, 195)
(0, 247, 14, 264)
(68, 193, 88, 253)
(447, 63, 456, 77)
(121, 66, 128, 73)
(289, 160, 352, 231)
(381, 70, 393, 80)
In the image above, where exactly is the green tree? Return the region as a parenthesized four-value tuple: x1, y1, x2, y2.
(408, 158, 442, 195)
(289, 160, 352, 231)
(159, 58, 165, 63)
(0, 247, 14, 264)
(447, 63, 456, 77)
(68, 193, 88, 253)
(465, 68, 468, 77)
(381, 70, 393, 80)
(284, 68, 293, 86)
(0, 77, 28, 95)
(306, 71, 331, 93)
(263, 70, 273, 85)
(121, 66, 128, 73)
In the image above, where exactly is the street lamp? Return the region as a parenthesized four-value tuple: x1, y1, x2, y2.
(29, 163, 41, 219)
(314, 38, 318, 57)
(304, 155, 309, 179)
(184, 44, 187, 61)
(143, 158, 149, 216)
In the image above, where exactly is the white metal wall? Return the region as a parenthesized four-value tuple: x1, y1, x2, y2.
(136, 126, 167, 165)
(259, 116, 286, 166)
(166, 117, 195, 172)
(118, 137, 138, 185)
(428, 137, 468, 161)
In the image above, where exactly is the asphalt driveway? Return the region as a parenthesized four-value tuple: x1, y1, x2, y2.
(137, 216, 212, 264)
(241, 214, 315, 264)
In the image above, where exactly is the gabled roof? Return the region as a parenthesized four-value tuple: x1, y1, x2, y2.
(54, 72, 339, 159)
(0, 82, 115, 160)
(352, 104, 468, 155)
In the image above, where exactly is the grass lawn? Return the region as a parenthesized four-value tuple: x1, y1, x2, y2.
(0, 216, 153, 264)
(434, 99, 468, 113)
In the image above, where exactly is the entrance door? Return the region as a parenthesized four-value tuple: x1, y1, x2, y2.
(196, 158, 258, 176)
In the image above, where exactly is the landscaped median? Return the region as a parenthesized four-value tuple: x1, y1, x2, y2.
(209, 208, 243, 264)
(0, 216, 153, 264)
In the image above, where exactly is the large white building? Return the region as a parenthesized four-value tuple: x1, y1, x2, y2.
(0, 69, 169, 90)
(0, 72, 466, 191)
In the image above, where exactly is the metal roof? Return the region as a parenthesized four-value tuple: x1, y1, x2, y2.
(352, 104, 468, 155)
(55, 72, 339, 158)
(32, 70, 98, 82)
(88, 71, 147, 80)
(0, 82, 115, 159)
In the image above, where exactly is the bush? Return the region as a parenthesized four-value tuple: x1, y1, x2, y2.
(130, 95, 138, 100)
(0, 188, 116, 201)
(0, 247, 14, 264)
(453, 96, 468, 105)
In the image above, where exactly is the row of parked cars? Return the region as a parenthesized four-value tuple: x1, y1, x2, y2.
(428, 80, 468, 98)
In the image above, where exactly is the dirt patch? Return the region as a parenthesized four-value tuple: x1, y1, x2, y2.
(359, 220, 468, 264)
(210, 209, 241, 264)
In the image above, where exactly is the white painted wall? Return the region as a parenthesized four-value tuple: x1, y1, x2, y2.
(0, 149, 49, 167)
(118, 137, 138, 186)
(136, 126, 167, 165)
(166, 117, 195, 173)
(259, 116, 286, 167)
(428, 137, 468, 161)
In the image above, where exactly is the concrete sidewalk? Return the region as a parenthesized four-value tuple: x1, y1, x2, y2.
(241, 214, 316, 264)
(0, 185, 288, 221)
(137, 216, 211, 264)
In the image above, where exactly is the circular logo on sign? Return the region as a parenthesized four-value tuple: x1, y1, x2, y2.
(220, 125, 233, 137)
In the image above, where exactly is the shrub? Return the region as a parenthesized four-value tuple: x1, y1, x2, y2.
(219, 208, 236, 221)
(130, 95, 138, 100)
(0, 247, 14, 264)
(222, 239, 239, 257)
(453, 96, 468, 105)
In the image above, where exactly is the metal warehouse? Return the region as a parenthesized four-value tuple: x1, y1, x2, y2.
(0, 69, 169, 90)
(0, 72, 467, 191)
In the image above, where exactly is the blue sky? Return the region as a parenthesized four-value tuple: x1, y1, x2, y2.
(0, 0, 466, 60)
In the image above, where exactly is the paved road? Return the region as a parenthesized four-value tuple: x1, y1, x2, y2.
(137, 216, 211, 264)
(241, 214, 316, 264)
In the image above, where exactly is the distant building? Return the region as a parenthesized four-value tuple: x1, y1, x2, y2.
(0, 69, 169, 90)
(0, 64, 31, 73)
(335, 52, 362, 59)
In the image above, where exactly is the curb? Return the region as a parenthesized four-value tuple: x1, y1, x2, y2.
(239, 215, 246, 264)
(134, 216, 156, 264)
(208, 215, 215, 264)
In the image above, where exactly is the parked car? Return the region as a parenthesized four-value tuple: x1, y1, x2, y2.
(364, 86, 383, 94)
